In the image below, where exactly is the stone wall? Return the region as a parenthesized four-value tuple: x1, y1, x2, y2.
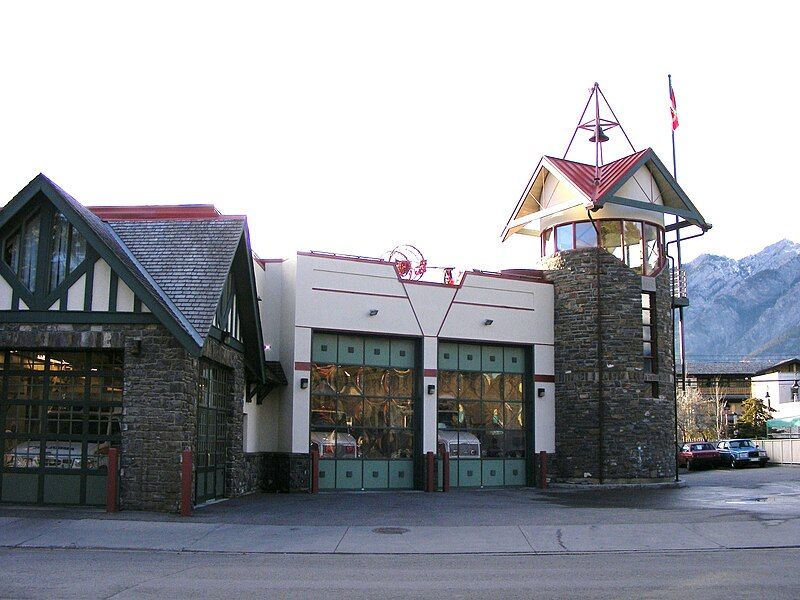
(542, 248, 675, 483)
(0, 323, 259, 511)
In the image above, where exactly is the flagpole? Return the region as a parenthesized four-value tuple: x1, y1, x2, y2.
(669, 73, 687, 396)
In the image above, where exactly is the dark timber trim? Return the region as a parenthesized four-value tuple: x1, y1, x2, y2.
(0, 311, 158, 324)
(108, 272, 118, 313)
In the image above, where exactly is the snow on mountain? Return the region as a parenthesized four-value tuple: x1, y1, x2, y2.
(683, 239, 800, 360)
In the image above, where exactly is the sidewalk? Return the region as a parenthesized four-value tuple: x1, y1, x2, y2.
(3, 468, 800, 555)
(2, 512, 800, 555)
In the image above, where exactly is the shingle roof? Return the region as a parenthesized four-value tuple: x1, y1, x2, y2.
(106, 218, 245, 338)
(685, 361, 777, 376)
(39, 175, 203, 346)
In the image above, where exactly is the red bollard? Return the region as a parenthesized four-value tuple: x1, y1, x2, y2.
(310, 450, 319, 494)
(105, 447, 118, 513)
(180, 449, 192, 517)
(442, 451, 450, 492)
(425, 451, 435, 492)
(538, 450, 548, 489)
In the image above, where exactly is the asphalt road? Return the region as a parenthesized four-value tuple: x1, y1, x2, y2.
(1, 547, 798, 599)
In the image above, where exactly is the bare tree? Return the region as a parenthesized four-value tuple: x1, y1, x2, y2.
(677, 387, 716, 441)
(710, 377, 728, 440)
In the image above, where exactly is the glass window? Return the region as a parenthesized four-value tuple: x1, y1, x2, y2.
(3, 230, 20, 272)
(600, 220, 623, 261)
(19, 214, 40, 291)
(555, 224, 573, 252)
(49, 213, 70, 291)
(644, 223, 660, 275)
(624, 221, 643, 274)
(483, 373, 502, 400)
(575, 222, 598, 248)
(311, 395, 337, 427)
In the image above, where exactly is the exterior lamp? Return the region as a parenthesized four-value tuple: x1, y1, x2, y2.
(792, 380, 799, 402)
(484, 319, 494, 326)
(369, 309, 379, 316)
(427, 384, 436, 395)
(300, 378, 309, 389)
(765, 391, 771, 409)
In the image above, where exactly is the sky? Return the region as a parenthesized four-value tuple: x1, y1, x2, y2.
(1, 1, 798, 273)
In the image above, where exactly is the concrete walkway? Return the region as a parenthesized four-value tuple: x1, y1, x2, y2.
(3, 467, 800, 555)
(1, 515, 799, 555)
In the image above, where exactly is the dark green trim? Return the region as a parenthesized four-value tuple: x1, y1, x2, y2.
(35, 208, 54, 300)
(42, 252, 97, 309)
(133, 296, 142, 313)
(598, 150, 709, 231)
(525, 345, 536, 487)
(108, 272, 118, 313)
(10, 290, 19, 311)
(208, 325, 246, 353)
(605, 195, 706, 226)
(0, 262, 33, 305)
(58, 294, 66, 311)
(83, 255, 95, 311)
(0, 311, 158, 324)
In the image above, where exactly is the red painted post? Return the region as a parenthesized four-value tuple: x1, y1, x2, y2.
(539, 450, 548, 489)
(442, 451, 450, 492)
(310, 450, 319, 494)
(425, 451, 435, 492)
(180, 449, 192, 517)
(105, 447, 118, 513)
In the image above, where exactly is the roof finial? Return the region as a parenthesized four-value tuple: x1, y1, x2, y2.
(562, 83, 637, 196)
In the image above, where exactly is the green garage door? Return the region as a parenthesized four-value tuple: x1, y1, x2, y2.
(436, 343, 530, 488)
(310, 333, 418, 490)
(0, 349, 122, 505)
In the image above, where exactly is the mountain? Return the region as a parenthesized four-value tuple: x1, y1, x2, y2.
(682, 239, 800, 361)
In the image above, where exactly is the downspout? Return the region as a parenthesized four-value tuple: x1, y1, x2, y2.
(667, 253, 679, 482)
(586, 209, 604, 484)
(666, 227, 707, 483)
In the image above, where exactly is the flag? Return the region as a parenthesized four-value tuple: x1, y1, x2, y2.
(669, 82, 679, 130)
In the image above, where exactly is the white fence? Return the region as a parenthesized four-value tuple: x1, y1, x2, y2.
(754, 439, 800, 465)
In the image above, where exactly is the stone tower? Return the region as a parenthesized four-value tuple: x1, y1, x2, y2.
(501, 87, 710, 483)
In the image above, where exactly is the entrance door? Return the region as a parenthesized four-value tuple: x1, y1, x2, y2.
(195, 362, 230, 504)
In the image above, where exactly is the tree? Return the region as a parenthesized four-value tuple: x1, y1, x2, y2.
(737, 397, 775, 439)
(676, 387, 716, 441)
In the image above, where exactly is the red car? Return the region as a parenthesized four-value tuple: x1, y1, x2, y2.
(678, 442, 719, 470)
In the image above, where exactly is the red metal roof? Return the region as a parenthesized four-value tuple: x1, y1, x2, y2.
(88, 205, 222, 220)
(544, 148, 650, 203)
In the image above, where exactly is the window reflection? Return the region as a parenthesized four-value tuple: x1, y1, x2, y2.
(542, 219, 663, 275)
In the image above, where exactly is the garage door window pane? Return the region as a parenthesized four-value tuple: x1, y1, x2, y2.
(388, 368, 413, 398)
(311, 365, 337, 395)
(503, 374, 523, 400)
(4, 404, 42, 434)
(483, 373, 502, 400)
(362, 367, 389, 397)
(311, 395, 337, 427)
(4, 438, 40, 468)
(364, 398, 388, 428)
(458, 373, 482, 399)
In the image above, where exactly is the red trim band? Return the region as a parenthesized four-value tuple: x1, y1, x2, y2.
(535, 374, 555, 382)
(295, 361, 311, 371)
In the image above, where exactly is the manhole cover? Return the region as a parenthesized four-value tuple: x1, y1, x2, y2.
(372, 527, 409, 535)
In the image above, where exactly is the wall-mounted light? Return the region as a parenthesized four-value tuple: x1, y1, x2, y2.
(369, 309, 379, 316)
(765, 391, 771, 409)
(792, 380, 799, 402)
(537, 388, 545, 398)
(427, 384, 436, 395)
(484, 319, 493, 326)
(300, 378, 309, 389)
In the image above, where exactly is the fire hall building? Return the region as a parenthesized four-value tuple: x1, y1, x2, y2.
(0, 124, 709, 510)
